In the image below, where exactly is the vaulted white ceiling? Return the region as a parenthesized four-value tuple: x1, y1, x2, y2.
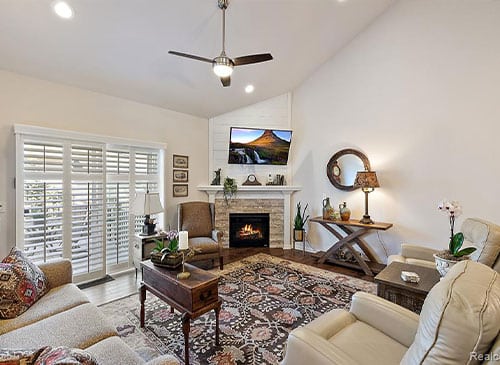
(0, 0, 394, 118)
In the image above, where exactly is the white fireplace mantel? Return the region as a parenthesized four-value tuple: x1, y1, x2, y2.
(198, 185, 301, 249)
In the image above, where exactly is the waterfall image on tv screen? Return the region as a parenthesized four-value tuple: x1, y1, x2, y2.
(228, 127, 292, 165)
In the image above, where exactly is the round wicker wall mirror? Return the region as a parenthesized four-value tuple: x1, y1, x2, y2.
(326, 149, 371, 191)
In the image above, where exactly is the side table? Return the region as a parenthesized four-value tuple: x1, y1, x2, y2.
(132, 232, 167, 277)
(374, 262, 440, 313)
(140, 260, 221, 365)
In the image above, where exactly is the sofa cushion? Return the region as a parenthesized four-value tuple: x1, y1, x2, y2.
(387, 255, 437, 270)
(0, 303, 117, 349)
(401, 261, 500, 364)
(189, 237, 219, 253)
(180, 202, 212, 238)
(328, 321, 407, 364)
(0, 283, 90, 335)
(2, 247, 49, 297)
(85, 336, 144, 365)
(464, 218, 500, 268)
(34, 346, 98, 365)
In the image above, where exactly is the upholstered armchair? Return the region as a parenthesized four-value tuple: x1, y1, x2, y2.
(388, 217, 500, 272)
(178, 201, 223, 269)
(281, 260, 500, 365)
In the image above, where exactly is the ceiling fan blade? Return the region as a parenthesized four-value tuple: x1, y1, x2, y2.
(168, 51, 213, 63)
(233, 53, 273, 66)
(220, 76, 231, 87)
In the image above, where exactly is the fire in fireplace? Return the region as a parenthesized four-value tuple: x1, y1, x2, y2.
(229, 213, 269, 248)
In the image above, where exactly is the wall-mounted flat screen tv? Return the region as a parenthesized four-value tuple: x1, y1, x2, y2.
(228, 127, 292, 165)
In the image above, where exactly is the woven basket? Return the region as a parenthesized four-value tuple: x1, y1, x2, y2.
(151, 251, 182, 269)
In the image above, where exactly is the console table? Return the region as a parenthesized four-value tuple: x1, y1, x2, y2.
(310, 217, 393, 276)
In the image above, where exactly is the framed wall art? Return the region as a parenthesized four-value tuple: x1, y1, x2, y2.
(173, 169, 189, 183)
(173, 184, 188, 197)
(173, 154, 189, 169)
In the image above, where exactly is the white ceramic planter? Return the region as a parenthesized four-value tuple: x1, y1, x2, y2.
(433, 253, 462, 277)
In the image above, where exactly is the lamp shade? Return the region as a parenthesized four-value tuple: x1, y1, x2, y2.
(354, 171, 380, 190)
(131, 192, 164, 215)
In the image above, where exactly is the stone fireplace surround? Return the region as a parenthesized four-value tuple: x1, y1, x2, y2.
(198, 186, 300, 249)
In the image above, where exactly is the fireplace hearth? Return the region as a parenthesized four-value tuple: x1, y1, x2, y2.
(229, 213, 270, 248)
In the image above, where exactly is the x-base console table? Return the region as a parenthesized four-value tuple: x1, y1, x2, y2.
(310, 217, 393, 276)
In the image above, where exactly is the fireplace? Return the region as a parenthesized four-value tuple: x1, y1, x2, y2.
(229, 213, 270, 248)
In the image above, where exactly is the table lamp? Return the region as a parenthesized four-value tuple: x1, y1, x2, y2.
(131, 191, 164, 236)
(354, 171, 380, 224)
(177, 231, 190, 279)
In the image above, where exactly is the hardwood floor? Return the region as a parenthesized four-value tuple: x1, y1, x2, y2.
(82, 248, 379, 306)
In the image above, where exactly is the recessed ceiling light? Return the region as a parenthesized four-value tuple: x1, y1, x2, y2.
(52, 1, 74, 19)
(245, 85, 255, 93)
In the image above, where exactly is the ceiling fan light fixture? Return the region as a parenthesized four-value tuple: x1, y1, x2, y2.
(213, 56, 234, 77)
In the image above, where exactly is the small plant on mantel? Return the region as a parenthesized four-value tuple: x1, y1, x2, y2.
(434, 200, 476, 276)
(223, 177, 237, 204)
(293, 202, 309, 242)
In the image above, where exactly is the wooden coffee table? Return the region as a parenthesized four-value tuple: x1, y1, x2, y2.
(374, 262, 440, 313)
(140, 260, 222, 365)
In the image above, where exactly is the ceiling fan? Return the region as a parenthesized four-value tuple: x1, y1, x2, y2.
(168, 0, 273, 87)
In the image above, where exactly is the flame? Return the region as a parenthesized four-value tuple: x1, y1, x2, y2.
(237, 224, 262, 239)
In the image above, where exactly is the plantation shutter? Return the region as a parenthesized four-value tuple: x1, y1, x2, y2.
(70, 144, 105, 277)
(22, 141, 64, 263)
(71, 182, 104, 275)
(134, 150, 160, 234)
(105, 149, 131, 268)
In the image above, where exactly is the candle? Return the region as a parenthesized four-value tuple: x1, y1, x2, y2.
(178, 231, 189, 250)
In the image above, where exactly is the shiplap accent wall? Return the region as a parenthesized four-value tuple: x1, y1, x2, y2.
(208, 93, 292, 186)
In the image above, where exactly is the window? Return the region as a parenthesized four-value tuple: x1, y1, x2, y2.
(15, 125, 165, 282)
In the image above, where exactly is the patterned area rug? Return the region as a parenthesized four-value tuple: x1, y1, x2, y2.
(99, 254, 376, 365)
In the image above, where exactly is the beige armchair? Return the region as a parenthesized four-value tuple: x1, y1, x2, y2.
(388, 217, 500, 272)
(178, 201, 223, 269)
(282, 260, 500, 365)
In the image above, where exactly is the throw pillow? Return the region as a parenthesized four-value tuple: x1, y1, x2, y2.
(2, 247, 49, 298)
(34, 347, 98, 365)
(0, 248, 49, 319)
(0, 347, 47, 365)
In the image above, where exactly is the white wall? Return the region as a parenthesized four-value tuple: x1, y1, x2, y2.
(291, 0, 500, 262)
(0, 70, 208, 258)
(208, 93, 292, 185)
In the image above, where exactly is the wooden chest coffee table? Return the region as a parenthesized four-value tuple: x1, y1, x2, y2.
(374, 262, 440, 313)
(140, 260, 222, 365)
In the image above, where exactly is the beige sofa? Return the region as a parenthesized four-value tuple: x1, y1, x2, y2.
(281, 260, 500, 365)
(0, 259, 178, 365)
(388, 217, 500, 272)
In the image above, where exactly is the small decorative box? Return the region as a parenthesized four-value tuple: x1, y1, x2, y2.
(401, 271, 420, 283)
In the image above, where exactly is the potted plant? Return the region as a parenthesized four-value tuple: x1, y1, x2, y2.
(150, 230, 183, 268)
(433, 200, 476, 276)
(293, 202, 309, 242)
(223, 177, 237, 204)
